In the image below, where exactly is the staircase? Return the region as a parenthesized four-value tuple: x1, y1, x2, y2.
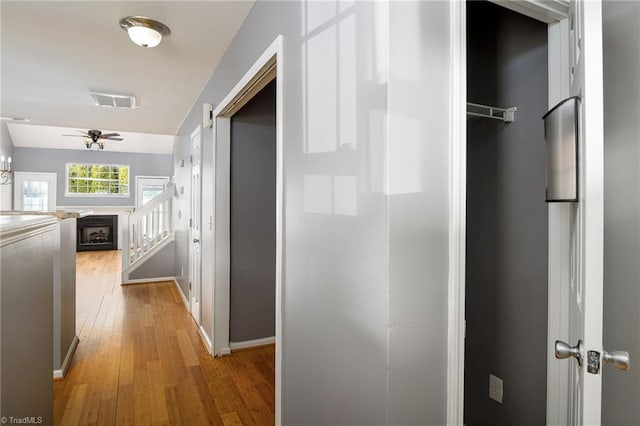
(121, 183, 175, 282)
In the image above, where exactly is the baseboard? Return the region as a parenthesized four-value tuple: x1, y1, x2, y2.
(199, 325, 213, 355)
(53, 335, 79, 380)
(121, 276, 176, 285)
(218, 347, 232, 357)
(172, 278, 189, 310)
(229, 336, 276, 351)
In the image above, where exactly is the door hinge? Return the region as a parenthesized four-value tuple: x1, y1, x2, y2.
(189, 218, 193, 228)
(587, 350, 601, 374)
(190, 155, 193, 164)
(189, 281, 192, 291)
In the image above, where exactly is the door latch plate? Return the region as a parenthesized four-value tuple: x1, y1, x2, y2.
(587, 350, 601, 374)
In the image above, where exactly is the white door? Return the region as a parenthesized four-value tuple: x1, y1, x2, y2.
(556, 1, 628, 424)
(189, 127, 202, 324)
(14, 172, 57, 211)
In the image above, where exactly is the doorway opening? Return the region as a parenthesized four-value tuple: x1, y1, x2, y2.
(211, 35, 283, 423)
(228, 80, 277, 350)
(463, 2, 549, 424)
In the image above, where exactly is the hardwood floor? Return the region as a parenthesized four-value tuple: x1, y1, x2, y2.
(54, 250, 275, 425)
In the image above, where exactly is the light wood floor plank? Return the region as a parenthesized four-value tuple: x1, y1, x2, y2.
(54, 250, 275, 425)
(59, 383, 88, 425)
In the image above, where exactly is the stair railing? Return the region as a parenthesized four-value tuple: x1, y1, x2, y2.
(122, 183, 174, 271)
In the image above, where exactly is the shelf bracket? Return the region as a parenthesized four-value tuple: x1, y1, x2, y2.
(467, 102, 517, 123)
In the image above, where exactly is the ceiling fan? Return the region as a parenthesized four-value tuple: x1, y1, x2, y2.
(62, 129, 123, 150)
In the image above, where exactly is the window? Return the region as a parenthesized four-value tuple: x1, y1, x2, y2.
(66, 163, 129, 196)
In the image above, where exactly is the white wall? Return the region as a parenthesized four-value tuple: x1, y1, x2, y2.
(173, 1, 452, 422)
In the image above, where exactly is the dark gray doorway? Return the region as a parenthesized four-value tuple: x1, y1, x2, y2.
(229, 79, 277, 343)
(464, 2, 548, 424)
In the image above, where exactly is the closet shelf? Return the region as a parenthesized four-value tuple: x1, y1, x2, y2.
(467, 102, 517, 123)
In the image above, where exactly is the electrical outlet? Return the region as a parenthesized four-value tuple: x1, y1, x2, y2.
(489, 374, 503, 404)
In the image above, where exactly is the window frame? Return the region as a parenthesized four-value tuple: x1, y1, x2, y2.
(65, 162, 130, 198)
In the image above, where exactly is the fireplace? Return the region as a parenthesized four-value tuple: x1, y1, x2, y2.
(77, 215, 118, 252)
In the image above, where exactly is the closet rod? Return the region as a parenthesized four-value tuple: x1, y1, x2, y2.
(467, 102, 517, 123)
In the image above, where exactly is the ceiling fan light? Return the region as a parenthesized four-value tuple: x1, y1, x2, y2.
(119, 16, 170, 49)
(127, 26, 162, 48)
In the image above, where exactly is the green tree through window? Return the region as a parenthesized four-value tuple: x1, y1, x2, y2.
(66, 163, 129, 196)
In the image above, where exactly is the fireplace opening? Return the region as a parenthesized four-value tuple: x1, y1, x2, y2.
(77, 215, 118, 252)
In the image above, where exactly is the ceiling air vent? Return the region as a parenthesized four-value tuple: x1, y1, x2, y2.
(90, 92, 138, 109)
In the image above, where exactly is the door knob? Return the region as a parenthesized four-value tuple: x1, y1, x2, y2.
(603, 350, 631, 371)
(193, 238, 200, 243)
(555, 339, 583, 366)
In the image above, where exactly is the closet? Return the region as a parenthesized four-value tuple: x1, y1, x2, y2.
(464, 1, 549, 424)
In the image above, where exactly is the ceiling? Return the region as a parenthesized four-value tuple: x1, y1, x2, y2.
(1, 0, 255, 151)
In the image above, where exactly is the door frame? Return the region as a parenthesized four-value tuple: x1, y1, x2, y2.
(190, 125, 203, 324)
(446, 2, 571, 424)
(211, 35, 283, 424)
(13, 171, 57, 211)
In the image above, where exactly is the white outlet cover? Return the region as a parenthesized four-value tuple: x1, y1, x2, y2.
(489, 374, 503, 404)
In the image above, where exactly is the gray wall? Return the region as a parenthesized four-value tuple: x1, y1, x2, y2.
(129, 241, 176, 281)
(53, 218, 77, 373)
(173, 0, 452, 422)
(229, 80, 276, 342)
(13, 147, 172, 207)
(465, 2, 548, 425)
(1, 217, 55, 422)
(0, 123, 14, 210)
(602, 1, 640, 424)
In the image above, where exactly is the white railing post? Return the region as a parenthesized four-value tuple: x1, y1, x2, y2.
(122, 219, 130, 273)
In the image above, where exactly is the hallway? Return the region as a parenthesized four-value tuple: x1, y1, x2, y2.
(54, 250, 275, 425)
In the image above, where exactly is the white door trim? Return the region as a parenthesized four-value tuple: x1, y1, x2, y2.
(211, 35, 283, 425)
(446, 3, 570, 424)
(446, 1, 467, 425)
(546, 18, 571, 426)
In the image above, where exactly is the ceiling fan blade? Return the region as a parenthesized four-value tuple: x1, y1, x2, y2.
(99, 133, 120, 138)
(105, 137, 124, 141)
(62, 134, 89, 137)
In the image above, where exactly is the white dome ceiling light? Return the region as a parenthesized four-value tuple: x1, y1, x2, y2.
(119, 16, 170, 48)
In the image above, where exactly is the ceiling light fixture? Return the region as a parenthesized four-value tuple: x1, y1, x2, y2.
(119, 16, 170, 48)
(0, 154, 13, 185)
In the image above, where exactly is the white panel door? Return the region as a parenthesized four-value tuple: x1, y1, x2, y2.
(563, 0, 605, 423)
(189, 127, 202, 324)
(14, 172, 57, 211)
